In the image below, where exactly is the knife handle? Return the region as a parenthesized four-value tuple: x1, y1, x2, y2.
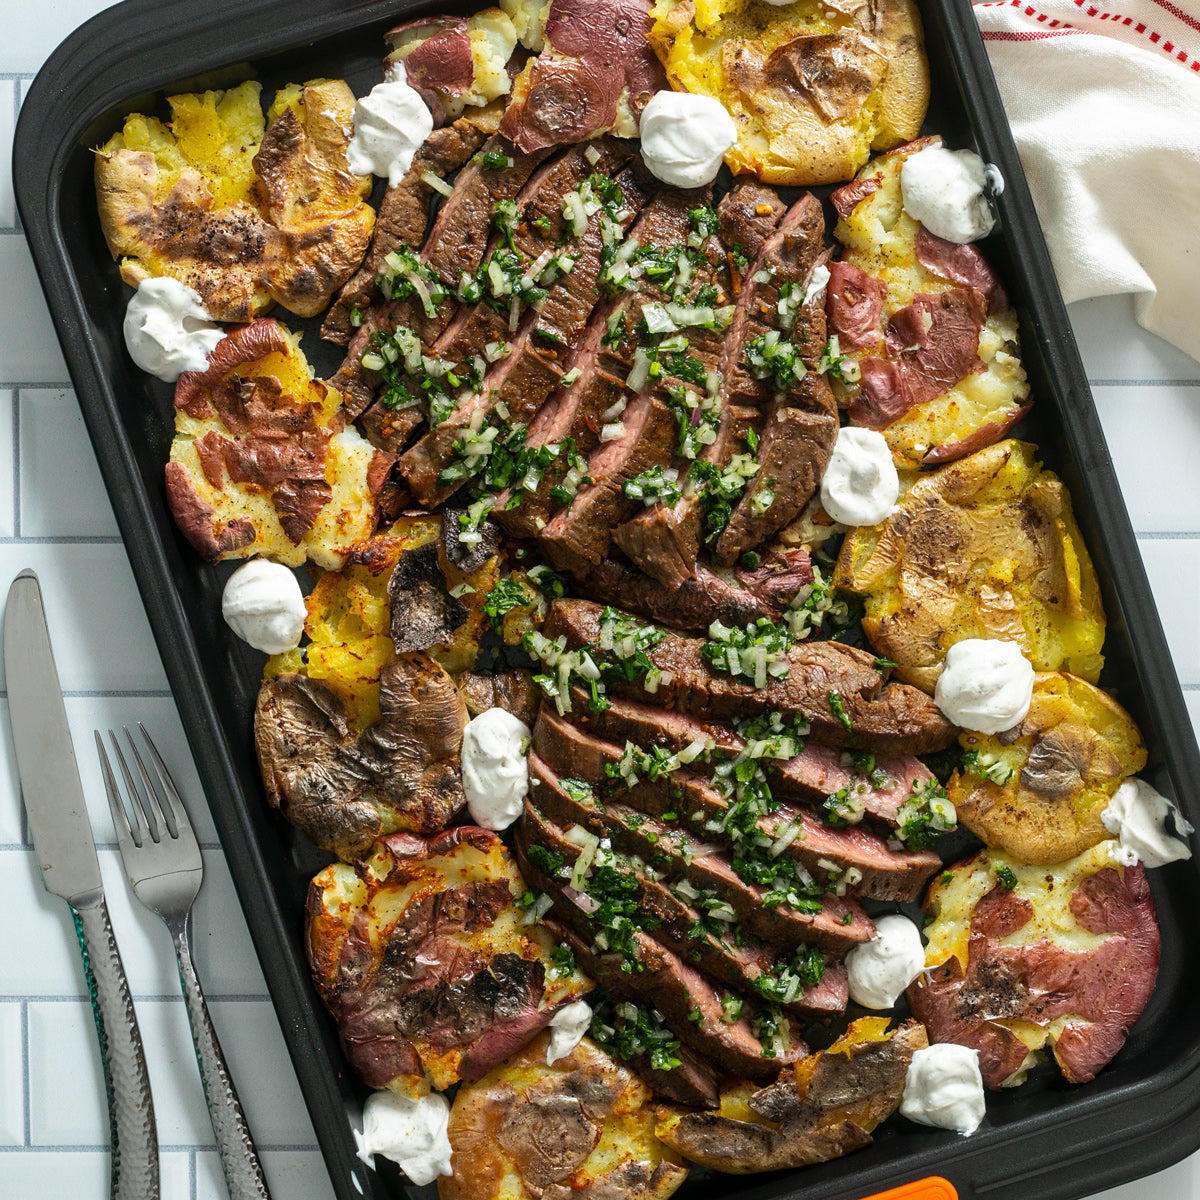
(73, 895, 161, 1200)
(172, 920, 271, 1199)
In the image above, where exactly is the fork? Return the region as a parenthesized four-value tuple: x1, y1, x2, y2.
(97, 724, 272, 1200)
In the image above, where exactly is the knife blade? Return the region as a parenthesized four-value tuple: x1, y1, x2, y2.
(5, 568, 160, 1200)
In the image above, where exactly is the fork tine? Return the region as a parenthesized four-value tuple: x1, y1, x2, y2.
(109, 729, 160, 842)
(123, 725, 178, 840)
(95, 729, 144, 849)
(137, 722, 192, 840)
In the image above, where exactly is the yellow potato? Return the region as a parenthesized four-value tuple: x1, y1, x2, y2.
(948, 672, 1146, 865)
(440, 1034, 688, 1200)
(647, 0, 929, 185)
(834, 439, 1106, 690)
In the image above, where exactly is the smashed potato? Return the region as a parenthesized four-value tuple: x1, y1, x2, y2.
(949, 673, 1146, 865)
(834, 440, 1106, 691)
(830, 139, 1031, 467)
(648, 0, 929, 184)
(166, 320, 391, 568)
(308, 827, 591, 1090)
(96, 78, 373, 321)
(911, 844, 1160, 1087)
(655, 1018, 926, 1172)
(264, 514, 502, 729)
(440, 1034, 688, 1200)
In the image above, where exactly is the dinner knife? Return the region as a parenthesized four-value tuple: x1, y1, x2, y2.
(4, 569, 159, 1200)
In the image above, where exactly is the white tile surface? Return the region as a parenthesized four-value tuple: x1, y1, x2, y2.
(0, 1001, 25, 1145)
(2, 5, 1200, 1200)
(18, 387, 119, 537)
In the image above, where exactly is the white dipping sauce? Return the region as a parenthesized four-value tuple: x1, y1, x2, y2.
(355, 1090, 453, 1185)
(638, 91, 737, 189)
(901, 143, 996, 244)
(462, 707, 530, 830)
(123, 277, 223, 382)
(546, 999, 593, 1065)
(348, 65, 434, 187)
(845, 914, 925, 1010)
(221, 560, 307, 654)
(804, 262, 831, 304)
(934, 639, 1034, 734)
(901, 1043, 986, 1135)
(1102, 777, 1194, 867)
(820, 426, 900, 527)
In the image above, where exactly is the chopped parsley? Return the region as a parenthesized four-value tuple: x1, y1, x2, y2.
(590, 999, 681, 1072)
(894, 778, 957, 849)
(702, 617, 793, 688)
(751, 945, 825, 1004)
(963, 749, 1015, 786)
(827, 691, 853, 732)
(527, 844, 566, 878)
(995, 865, 1018, 890)
(818, 335, 862, 384)
(624, 465, 682, 508)
(527, 563, 568, 599)
(477, 150, 514, 171)
(559, 777, 595, 803)
(745, 331, 807, 390)
(481, 577, 532, 632)
(549, 944, 576, 979)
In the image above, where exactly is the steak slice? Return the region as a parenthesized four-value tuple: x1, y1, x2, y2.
(537, 392, 678, 570)
(561, 689, 933, 828)
(520, 799, 848, 1017)
(573, 548, 813, 635)
(515, 839, 808, 1082)
(546, 598, 958, 755)
(529, 753, 874, 954)
(322, 121, 487, 347)
(534, 710, 942, 902)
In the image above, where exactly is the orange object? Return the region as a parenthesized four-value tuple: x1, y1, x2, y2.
(858, 1179, 958, 1200)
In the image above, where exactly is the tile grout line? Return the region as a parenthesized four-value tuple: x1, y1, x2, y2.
(20, 1000, 28, 1148)
(11, 386, 18, 539)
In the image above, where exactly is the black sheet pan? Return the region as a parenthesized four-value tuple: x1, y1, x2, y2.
(14, 1, 1200, 1197)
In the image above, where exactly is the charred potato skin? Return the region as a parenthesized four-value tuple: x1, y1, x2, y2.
(834, 439, 1106, 691)
(440, 1033, 688, 1200)
(307, 828, 591, 1092)
(948, 672, 1147, 864)
(910, 844, 1161, 1088)
(655, 1018, 927, 1172)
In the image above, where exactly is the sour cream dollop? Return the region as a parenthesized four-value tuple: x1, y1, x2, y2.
(820, 426, 900, 527)
(1102, 777, 1194, 868)
(934, 639, 1034, 734)
(900, 1044, 986, 1135)
(221, 560, 307, 654)
(348, 65, 434, 187)
(546, 999, 593, 1065)
(638, 91, 737, 189)
(123, 277, 223, 382)
(845, 914, 925, 1010)
(355, 1090, 453, 1185)
(901, 143, 996, 244)
(804, 262, 831, 304)
(461, 707, 531, 830)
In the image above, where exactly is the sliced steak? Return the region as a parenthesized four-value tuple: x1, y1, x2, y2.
(573, 548, 812, 635)
(520, 800, 847, 1017)
(561, 689, 932, 828)
(516, 837, 807, 1082)
(611, 184, 790, 587)
(545, 598, 958, 755)
(533, 710, 942, 902)
(529, 753, 874, 954)
(713, 194, 839, 563)
(330, 136, 558, 414)
(322, 122, 486, 347)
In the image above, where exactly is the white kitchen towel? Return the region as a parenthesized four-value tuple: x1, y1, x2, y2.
(973, 0, 1200, 364)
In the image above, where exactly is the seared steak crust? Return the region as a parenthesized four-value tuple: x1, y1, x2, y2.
(545, 599, 958, 755)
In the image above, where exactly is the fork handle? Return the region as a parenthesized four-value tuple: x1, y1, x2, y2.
(73, 895, 160, 1200)
(171, 922, 271, 1200)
